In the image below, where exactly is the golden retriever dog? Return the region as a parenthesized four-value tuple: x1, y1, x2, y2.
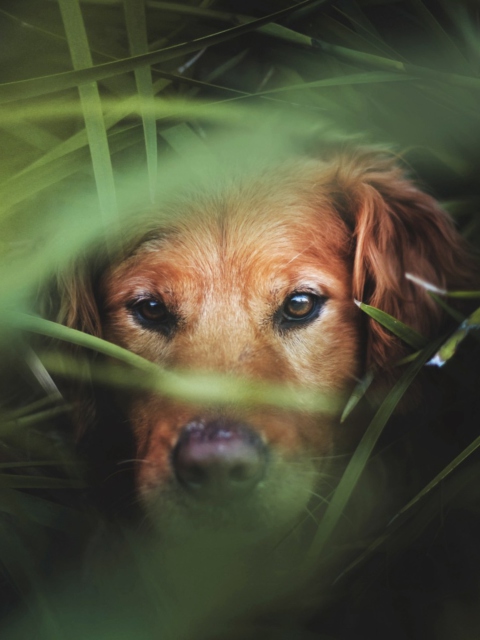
(52, 140, 475, 541)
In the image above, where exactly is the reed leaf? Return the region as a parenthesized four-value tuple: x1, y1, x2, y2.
(0, 0, 321, 104)
(124, 0, 157, 201)
(335, 432, 480, 583)
(58, 0, 118, 233)
(355, 300, 429, 350)
(306, 335, 444, 562)
(0, 475, 85, 489)
(312, 39, 480, 90)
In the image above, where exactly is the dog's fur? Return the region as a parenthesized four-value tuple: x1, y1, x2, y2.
(50, 143, 475, 539)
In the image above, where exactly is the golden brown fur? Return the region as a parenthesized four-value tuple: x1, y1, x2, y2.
(51, 145, 475, 537)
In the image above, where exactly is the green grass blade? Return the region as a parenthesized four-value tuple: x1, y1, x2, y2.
(9, 314, 156, 372)
(335, 432, 480, 583)
(312, 39, 480, 90)
(326, 6, 402, 60)
(306, 335, 444, 563)
(13, 78, 169, 184)
(441, 291, 480, 299)
(405, 272, 480, 297)
(428, 306, 480, 367)
(148, 1, 317, 47)
(0, 462, 76, 470)
(147, 2, 236, 21)
(0, 0, 321, 104)
(410, 0, 470, 72)
(160, 123, 216, 163)
(124, 0, 157, 202)
(335, 0, 382, 40)
(0, 119, 60, 152)
(0, 490, 82, 533)
(1, 406, 71, 437)
(389, 433, 480, 525)
(7, 315, 340, 414)
(355, 300, 428, 350)
(257, 71, 417, 96)
(39, 350, 342, 415)
(58, 0, 118, 235)
(340, 370, 375, 423)
(0, 475, 85, 490)
(5, 395, 63, 421)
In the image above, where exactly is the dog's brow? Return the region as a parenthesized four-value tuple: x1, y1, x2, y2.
(284, 243, 315, 266)
(130, 229, 173, 255)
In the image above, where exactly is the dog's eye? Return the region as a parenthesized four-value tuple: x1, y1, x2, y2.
(279, 292, 325, 327)
(130, 298, 176, 334)
(136, 300, 168, 321)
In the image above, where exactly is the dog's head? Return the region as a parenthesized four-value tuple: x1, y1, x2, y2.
(50, 145, 474, 538)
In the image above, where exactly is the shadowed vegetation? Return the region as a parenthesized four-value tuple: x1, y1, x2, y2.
(1, 1, 480, 638)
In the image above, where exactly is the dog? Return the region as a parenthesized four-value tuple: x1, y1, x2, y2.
(49, 138, 475, 543)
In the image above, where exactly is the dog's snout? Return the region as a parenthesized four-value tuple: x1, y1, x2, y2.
(173, 420, 267, 501)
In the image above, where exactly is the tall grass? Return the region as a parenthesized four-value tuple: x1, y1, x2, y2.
(1, 1, 480, 638)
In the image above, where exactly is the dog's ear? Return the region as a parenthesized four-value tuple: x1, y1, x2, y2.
(40, 258, 103, 438)
(46, 258, 103, 338)
(326, 147, 476, 371)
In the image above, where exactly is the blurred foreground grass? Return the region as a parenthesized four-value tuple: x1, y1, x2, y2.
(1, 1, 480, 638)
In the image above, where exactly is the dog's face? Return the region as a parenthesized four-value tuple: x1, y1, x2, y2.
(100, 165, 360, 535)
(58, 148, 474, 538)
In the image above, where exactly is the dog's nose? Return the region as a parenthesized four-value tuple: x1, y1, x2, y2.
(173, 419, 267, 501)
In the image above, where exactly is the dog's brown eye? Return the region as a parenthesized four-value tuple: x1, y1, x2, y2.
(136, 300, 168, 322)
(284, 293, 315, 319)
(130, 298, 176, 335)
(279, 292, 325, 328)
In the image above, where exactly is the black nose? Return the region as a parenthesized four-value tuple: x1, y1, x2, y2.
(173, 419, 267, 501)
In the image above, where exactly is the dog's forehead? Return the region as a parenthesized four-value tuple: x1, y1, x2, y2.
(104, 177, 353, 306)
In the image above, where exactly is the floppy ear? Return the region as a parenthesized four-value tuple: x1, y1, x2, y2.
(39, 257, 104, 438)
(44, 257, 103, 338)
(327, 147, 476, 371)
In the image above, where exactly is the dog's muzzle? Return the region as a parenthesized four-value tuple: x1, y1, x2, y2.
(173, 419, 267, 502)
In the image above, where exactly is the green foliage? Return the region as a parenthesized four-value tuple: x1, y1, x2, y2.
(1, 0, 480, 638)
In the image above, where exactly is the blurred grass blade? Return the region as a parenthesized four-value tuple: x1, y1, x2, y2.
(336, 432, 480, 583)
(312, 38, 480, 90)
(58, 0, 118, 234)
(405, 272, 480, 298)
(389, 433, 480, 525)
(160, 123, 216, 163)
(340, 370, 375, 423)
(0, 118, 60, 152)
(1, 406, 71, 437)
(0, 475, 85, 489)
(410, 0, 470, 72)
(124, 0, 157, 202)
(12, 78, 170, 186)
(9, 315, 339, 413)
(440, 291, 480, 299)
(0, 462, 75, 470)
(5, 395, 63, 421)
(428, 292, 465, 323)
(40, 349, 342, 414)
(405, 274, 469, 322)
(306, 335, 444, 562)
(257, 71, 417, 96)
(0, 0, 321, 104)
(335, 0, 382, 40)
(10, 314, 155, 372)
(148, 1, 318, 47)
(355, 300, 428, 349)
(0, 490, 82, 533)
(428, 306, 480, 367)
